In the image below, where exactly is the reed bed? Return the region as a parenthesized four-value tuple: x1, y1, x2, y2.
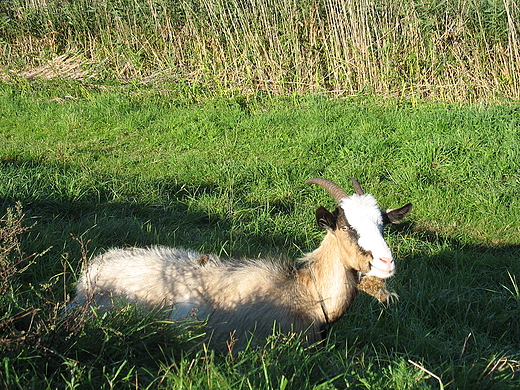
(1, 0, 519, 100)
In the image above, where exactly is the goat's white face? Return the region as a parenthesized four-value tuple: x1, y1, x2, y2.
(309, 177, 412, 278)
(339, 195, 394, 278)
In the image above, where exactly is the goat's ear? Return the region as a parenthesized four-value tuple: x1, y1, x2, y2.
(382, 203, 413, 225)
(315, 206, 336, 231)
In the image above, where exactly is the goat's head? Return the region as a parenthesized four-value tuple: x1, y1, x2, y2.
(306, 177, 412, 278)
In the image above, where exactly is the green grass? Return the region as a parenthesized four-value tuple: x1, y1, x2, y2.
(0, 82, 519, 389)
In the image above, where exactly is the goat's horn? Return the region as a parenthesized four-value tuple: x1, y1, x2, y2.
(350, 177, 365, 195)
(305, 177, 349, 203)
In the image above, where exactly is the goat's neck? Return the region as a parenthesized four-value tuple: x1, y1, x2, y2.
(300, 232, 358, 322)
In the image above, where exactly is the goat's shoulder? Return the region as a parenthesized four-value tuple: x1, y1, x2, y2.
(236, 256, 297, 274)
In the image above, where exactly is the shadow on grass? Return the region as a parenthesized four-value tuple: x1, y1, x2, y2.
(336, 221, 520, 387)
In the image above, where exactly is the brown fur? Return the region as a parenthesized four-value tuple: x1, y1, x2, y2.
(69, 217, 373, 351)
(357, 276, 391, 302)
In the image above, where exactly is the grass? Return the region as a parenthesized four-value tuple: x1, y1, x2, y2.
(1, 0, 520, 100)
(0, 81, 519, 388)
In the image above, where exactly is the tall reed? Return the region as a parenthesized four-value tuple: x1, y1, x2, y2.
(1, 0, 519, 100)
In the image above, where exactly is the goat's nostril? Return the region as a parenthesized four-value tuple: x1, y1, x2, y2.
(380, 257, 394, 265)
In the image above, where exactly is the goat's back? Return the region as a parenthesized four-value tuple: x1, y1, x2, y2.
(71, 246, 296, 314)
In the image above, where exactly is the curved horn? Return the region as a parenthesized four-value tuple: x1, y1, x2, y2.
(305, 177, 349, 203)
(350, 177, 365, 195)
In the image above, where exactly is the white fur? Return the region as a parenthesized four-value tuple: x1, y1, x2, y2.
(340, 194, 395, 278)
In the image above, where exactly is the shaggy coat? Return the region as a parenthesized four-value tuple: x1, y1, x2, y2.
(69, 178, 412, 350)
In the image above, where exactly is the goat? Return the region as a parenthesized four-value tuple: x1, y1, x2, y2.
(68, 178, 412, 350)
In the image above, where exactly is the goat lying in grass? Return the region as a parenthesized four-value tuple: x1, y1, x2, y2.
(69, 178, 412, 351)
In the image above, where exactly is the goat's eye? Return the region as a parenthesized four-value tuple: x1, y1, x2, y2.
(341, 226, 353, 232)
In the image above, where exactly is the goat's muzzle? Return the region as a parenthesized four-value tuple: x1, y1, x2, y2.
(369, 257, 395, 278)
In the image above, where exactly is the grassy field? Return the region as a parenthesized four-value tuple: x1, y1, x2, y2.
(0, 81, 519, 389)
(1, 0, 520, 100)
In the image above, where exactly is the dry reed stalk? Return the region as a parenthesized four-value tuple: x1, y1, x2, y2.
(3, 0, 519, 99)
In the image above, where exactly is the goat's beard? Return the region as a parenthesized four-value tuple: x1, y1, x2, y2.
(357, 275, 393, 302)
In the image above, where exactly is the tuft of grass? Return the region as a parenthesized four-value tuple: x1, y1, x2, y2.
(0, 202, 35, 295)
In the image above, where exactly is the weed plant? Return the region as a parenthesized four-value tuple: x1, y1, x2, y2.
(0, 82, 519, 388)
(1, 0, 519, 100)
